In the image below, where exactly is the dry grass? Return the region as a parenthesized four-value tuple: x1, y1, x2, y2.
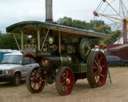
(0, 67, 128, 102)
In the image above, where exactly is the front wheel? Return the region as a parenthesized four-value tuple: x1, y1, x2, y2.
(87, 50, 108, 88)
(26, 67, 45, 93)
(55, 67, 75, 96)
(13, 73, 21, 86)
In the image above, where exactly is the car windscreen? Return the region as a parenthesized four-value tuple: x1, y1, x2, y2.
(1, 55, 22, 64)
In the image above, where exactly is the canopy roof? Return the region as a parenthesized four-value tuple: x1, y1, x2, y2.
(6, 21, 109, 38)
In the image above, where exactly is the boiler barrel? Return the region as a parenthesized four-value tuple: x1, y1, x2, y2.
(46, 56, 72, 65)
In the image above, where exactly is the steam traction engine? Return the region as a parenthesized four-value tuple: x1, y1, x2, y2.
(6, 21, 108, 95)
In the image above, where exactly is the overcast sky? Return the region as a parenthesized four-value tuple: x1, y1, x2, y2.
(0, 0, 100, 32)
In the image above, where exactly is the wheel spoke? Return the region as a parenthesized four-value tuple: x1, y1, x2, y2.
(93, 70, 99, 76)
(65, 70, 69, 78)
(32, 77, 44, 90)
(94, 60, 102, 73)
(60, 73, 66, 85)
(95, 75, 100, 83)
(31, 82, 36, 89)
(100, 74, 105, 78)
(34, 83, 38, 90)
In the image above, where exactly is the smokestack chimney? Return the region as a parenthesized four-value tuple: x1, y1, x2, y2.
(45, 0, 53, 22)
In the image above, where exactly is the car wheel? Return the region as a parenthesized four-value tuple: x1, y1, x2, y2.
(13, 73, 21, 86)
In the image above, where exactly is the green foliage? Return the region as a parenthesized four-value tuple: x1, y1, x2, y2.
(57, 17, 120, 45)
(0, 34, 21, 49)
(102, 30, 121, 45)
(57, 17, 112, 34)
(58, 17, 91, 29)
(90, 20, 111, 34)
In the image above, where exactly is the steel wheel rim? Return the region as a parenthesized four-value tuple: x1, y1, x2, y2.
(60, 68, 74, 95)
(30, 69, 45, 91)
(92, 52, 107, 86)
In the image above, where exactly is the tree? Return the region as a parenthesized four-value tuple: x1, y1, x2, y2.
(57, 17, 122, 45)
(0, 34, 21, 49)
(90, 20, 111, 34)
(57, 17, 73, 26)
(57, 17, 112, 34)
(102, 30, 121, 45)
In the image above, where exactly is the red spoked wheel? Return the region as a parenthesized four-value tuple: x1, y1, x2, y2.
(55, 67, 75, 96)
(87, 50, 108, 88)
(26, 67, 45, 93)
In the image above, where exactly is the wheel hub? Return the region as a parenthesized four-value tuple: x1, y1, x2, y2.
(66, 78, 71, 85)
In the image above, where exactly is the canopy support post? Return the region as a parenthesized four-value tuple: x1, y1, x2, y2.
(59, 31, 61, 54)
(37, 29, 41, 51)
(12, 33, 20, 51)
(21, 31, 24, 51)
(41, 29, 50, 51)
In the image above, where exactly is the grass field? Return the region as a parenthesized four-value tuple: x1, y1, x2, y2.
(0, 67, 128, 102)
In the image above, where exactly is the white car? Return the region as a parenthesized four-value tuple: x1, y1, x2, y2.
(0, 51, 39, 85)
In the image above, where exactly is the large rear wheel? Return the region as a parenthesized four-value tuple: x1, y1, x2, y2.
(87, 50, 108, 88)
(55, 67, 74, 96)
(26, 67, 45, 93)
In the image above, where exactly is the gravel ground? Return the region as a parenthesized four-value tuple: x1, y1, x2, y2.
(0, 67, 128, 102)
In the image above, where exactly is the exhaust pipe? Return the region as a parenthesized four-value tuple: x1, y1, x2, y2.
(45, 0, 53, 22)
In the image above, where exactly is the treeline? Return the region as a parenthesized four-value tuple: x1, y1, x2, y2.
(57, 17, 111, 34)
(57, 17, 121, 45)
(0, 34, 21, 49)
(0, 17, 121, 49)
